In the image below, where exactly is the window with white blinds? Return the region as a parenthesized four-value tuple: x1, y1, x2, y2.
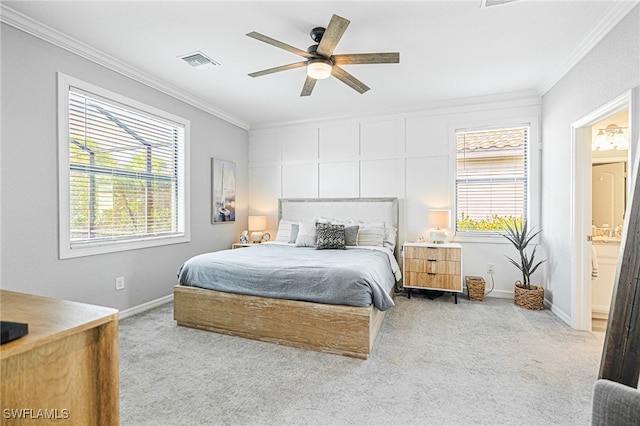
(455, 126, 528, 234)
(59, 74, 189, 258)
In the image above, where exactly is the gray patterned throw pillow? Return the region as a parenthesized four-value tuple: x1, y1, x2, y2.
(315, 223, 346, 250)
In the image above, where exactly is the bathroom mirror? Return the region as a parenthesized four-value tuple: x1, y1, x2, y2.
(592, 157, 627, 231)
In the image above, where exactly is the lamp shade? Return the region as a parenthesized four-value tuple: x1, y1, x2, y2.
(248, 215, 266, 231)
(427, 210, 450, 244)
(427, 210, 451, 229)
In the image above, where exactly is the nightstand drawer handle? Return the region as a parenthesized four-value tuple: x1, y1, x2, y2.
(428, 272, 437, 275)
(427, 259, 437, 262)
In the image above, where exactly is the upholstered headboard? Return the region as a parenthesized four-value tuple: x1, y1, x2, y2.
(278, 197, 400, 260)
(278, 198, 398, 227)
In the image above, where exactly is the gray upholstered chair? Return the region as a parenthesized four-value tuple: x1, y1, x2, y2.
(592, 379, 640, 425)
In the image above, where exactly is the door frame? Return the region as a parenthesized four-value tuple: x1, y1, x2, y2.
(571, 90, 632, 330)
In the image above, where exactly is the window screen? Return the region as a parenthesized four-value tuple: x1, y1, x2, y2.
(455, 126, 528, 233)
(67, 87, 186, 248)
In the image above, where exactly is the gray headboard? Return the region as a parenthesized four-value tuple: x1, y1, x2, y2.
(278, 197, 400, 260)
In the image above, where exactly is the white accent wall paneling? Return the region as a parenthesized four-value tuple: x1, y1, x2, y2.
(281, 128, 318, 161)
(405, 156, 451, 240)
(360, 159, 400, 197)
(406, 115, 450, 157)
(320, 124, 358, 160)
(249, 132, 278, 163)
(248, 96, 542, 302)
(319, 162, 359, 198)
(360, 119, 402, 159)
(282, 163, 319, 199)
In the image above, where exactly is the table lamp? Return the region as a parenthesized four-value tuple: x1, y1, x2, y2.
(427, 210, 451, 244)
(248, 215, 267, 243)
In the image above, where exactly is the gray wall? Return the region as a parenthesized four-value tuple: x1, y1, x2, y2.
(0, 24, 249, 310)
(541, 6, 640, 319)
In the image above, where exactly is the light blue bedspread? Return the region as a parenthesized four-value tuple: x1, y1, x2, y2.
(177, 244, 396, 310)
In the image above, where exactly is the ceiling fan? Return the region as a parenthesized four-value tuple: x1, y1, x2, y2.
(246, 14, 400, 96)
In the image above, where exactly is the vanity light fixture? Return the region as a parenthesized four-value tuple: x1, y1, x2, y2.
(592, 124, 628, 151)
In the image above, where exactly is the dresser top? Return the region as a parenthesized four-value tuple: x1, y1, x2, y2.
(403, 241, 462, 249)
(0, 290, 118, 359)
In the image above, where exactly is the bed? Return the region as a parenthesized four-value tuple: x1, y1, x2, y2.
(174, 197, 400, 359)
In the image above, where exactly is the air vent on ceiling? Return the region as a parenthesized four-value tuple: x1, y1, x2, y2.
(481, 0, 519, 7)
(179, 51, 220, 70)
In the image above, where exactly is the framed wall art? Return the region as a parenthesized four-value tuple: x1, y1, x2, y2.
(211, 158, 236, 223)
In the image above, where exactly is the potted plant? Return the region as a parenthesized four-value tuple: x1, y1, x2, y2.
(503, 219, 546, 310)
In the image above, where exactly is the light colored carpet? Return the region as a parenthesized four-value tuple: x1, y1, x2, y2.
(119, 293, 604, 425)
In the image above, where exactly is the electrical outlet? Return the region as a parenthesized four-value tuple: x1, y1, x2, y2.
(115, 276, 125, 291)
(487, 263, 495, 273)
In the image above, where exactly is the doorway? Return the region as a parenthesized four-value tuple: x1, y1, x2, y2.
(571, 91, 632, 331)
(590, 110, 629, 331)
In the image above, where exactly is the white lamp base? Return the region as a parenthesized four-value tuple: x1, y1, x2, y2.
(430, 229, 448, 244)
(250, 231, 263, 243)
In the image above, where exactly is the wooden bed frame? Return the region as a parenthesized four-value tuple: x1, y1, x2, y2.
(174, 197, 399, 359)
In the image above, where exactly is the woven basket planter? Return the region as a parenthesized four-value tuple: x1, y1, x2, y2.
(466, 276, 486, 302)
(514, 282, 544, 310)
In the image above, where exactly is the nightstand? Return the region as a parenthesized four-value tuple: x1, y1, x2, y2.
(231, 243, 253, 249)
(402, 242, 463, 303)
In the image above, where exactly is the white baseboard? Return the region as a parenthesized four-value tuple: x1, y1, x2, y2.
(459, 287, 513, 299)
(592, 306, 610, 320)
(549, 301, 573, 327)
(119, 294, 173, 320)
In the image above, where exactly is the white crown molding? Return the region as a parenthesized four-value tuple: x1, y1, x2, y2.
(0, 4, 250, 131)
(538, 0, 640, 96)
(250, 89, 541, 132)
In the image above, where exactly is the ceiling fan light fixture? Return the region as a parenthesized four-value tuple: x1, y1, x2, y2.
(307, 59, 333, 80)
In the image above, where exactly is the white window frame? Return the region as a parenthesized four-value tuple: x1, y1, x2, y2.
(58, 73, 190, 259)
(450, 117, 541, 244)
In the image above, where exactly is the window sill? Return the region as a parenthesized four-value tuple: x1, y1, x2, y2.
(60, 234, 190, 259)
(451, 233, 540, 245)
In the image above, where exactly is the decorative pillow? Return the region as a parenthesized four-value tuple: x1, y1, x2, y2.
(289, 223, 300, 244)
(357, 225, 385, 247)
(316, 223, 346, 250)
(383, 226, 398, 251)
(344, 225, 359, 246)
(275, 219, 299, 243)
(294, 221, 317, 247)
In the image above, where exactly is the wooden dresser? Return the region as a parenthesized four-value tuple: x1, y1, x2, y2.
(402, 242, 463, 303)
(0, 290, 119, 425)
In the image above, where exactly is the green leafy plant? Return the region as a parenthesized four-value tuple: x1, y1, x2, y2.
(502, 219, 546, 290)
(457, 213, 523, 232)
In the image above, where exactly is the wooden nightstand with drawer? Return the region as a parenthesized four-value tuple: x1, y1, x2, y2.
(402, 242, 463, 303)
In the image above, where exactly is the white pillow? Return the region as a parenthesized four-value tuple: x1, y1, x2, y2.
(294, 220, 317, 247)
(275, 219, 298, 243)
(356, 224, 385, 247)
(383, 226, 398, 251)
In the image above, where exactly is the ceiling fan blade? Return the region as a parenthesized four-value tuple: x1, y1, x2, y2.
(300, 76, 317, 97)
(333, 52, 400, 65)
(246, 31, 312, 58)
(316, 14, 350, 58)
(248, 61, 307, 78)
(331, 66, 370, 94)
